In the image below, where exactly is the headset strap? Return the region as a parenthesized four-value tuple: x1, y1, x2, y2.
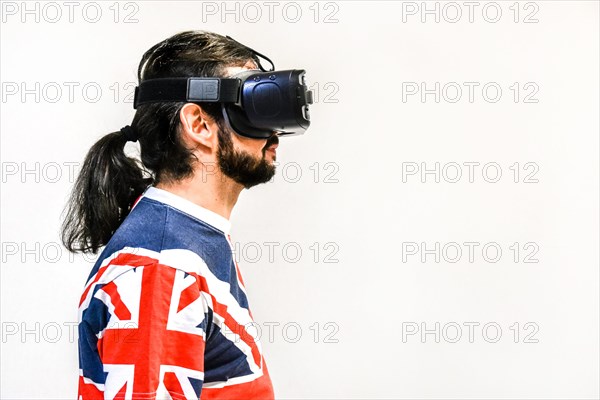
(226, 35, 275, 72)
(133, 77, 241, 109)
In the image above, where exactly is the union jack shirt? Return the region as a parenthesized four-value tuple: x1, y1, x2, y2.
(77, 186, 274, 399)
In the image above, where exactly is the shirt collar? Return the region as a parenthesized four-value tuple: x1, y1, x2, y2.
(140, 186, 232, 235)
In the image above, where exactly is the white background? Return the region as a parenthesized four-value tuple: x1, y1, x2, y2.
(1, 1, 599, 399)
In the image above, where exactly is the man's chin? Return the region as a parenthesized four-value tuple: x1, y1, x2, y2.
(223, 158, 277, 189)
(217, 139, 277, 188)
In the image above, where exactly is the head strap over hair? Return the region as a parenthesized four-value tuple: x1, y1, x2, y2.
(120, 125, 139, 142)
(226, 35, 275, 72)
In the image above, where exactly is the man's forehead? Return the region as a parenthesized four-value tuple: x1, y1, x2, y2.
(224, 60, 259, 77)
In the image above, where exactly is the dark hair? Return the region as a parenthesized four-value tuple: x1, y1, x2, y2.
(61, 30, 258, 254)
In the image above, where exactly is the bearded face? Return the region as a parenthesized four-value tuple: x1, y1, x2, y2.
(216, 125, 279, 189)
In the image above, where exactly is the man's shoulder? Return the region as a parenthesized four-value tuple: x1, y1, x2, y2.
(107, 196, 228, 253)
(85, 197, 233, 287)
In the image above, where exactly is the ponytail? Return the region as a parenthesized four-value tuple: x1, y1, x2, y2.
(61, 128, 152, 254)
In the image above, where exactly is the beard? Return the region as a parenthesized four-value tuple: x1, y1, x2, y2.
(216, 127, 278, 189)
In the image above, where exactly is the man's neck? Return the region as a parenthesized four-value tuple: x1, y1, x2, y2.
(154, 167, 243, 221)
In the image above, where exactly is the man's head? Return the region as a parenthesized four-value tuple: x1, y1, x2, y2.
(131, 30, 279, 189)
(62, 30, 282, 255)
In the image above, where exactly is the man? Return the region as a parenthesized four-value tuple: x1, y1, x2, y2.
(63, 30, 310, 399)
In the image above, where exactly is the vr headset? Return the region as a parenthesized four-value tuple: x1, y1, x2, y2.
(133, 36, 313, 139)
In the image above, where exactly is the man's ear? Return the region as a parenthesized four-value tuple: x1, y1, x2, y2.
(179, 103, 217, 150)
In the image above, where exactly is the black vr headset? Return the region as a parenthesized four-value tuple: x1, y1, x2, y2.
(133, 36, 313, 139)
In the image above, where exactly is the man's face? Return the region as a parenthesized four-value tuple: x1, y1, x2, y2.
(216, 63, 279, 189)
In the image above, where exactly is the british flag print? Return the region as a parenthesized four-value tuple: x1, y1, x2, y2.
(77, 186, 275, 400)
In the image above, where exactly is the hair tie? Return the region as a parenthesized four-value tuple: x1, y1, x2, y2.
(120, 125, 139, 142)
